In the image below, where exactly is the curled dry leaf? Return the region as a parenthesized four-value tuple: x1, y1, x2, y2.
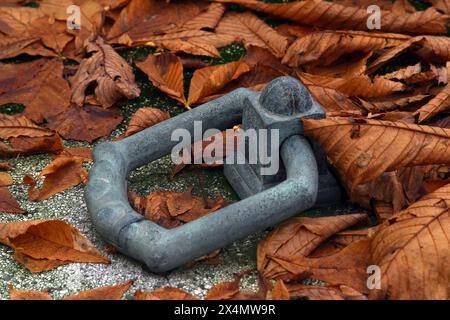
(1, 134, 64, 158)
(55, 147, 93, 162)
(298, 73, 405, 99)
(217, 0, 448, 34)
(216, 12, 288, 58)
(0, 114, 54, 140)
(0, 220, 109, 272)
(270, 239, 372, 294)
(129, 188, 227, 229)
(63, 280, 133, 300)
(370, 184, 450, 300)
(107, 0, 215, 44)
(120, 107, 170, 139)
(283, 30, 409, 68)
(46, 104, 123, 143)
(413, 84, 450, 123)
(134, 287, 199, 300)
(0, 187, 25, 214)
(0, 59, 71, 123)
(0, 172, 13, 187)
(136, 53, 186, 105)
(303, 118, 450, 188)
(9, 285, 52, 300)
(187, 61, 251, 106)
(70, 37, 140, 108)
(286, 284, 367, 300)
(258, 213, 368, 279)
(25, 156, 88, 201)
(269, 280, 290, 300)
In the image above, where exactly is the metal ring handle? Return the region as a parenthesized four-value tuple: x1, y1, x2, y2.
(85, 89, 318, 272)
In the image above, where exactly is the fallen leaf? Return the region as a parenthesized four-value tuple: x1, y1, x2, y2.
(120, 108, 170, 138)
(46, 104, 123, 143)
(64, 281, 133, 300)
(187, 61, 251, 106)
(25, 156, 88, 201)
(134, 287, 199, 300)
(129, 188, 227, 229)
(0, 172, 13, 187)
(303, 118, 450, 188)
(258, 214, 367, 279)
(370, 183, 450, 299)
(0, 59, 71, 123)
(413, 84, 450, 122)
(55, 147, 93, 162)
(283, 30, 409, 68)
(216, 12, 288, 58)
(271, 239, 372, 293)
(298, 73, 405, 99)
(218, 0, 448, 34)
(9, 285, 52, 300)
(0, 220, 109, 272)
(0, 187, 25, 214)
(70, 37, 140, 108)
(136, 53, 186, 105)
(0, 114, 55, 139)
(286, 284, 367, 300)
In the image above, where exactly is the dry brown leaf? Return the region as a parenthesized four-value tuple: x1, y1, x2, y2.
(413, 84, 450, 122)
(303, 118, 450, 188)
(369, 184, 450, 299)
(118, 107, 170, 140)
(46, 104, 123, 143)
(431, 0, 450, 14)
(1, 134, 64, 158)
(217, 0, 448, 34)
(9, 285, 52, 300)
(63, 281, 133, 300)
(55, 147, 93, 162)
(187, 61, 251, 106)
(0, 220, 109, 272)
(0, 172, 13, 187)
(70, 37, 140, 108)
(25, 156, 88, 201)
(107, 0, 212, 44)
(298, 73, 405, 99)
(283, 30, 409, 68)
(129, 188, 227, 229)
(216, 12, 288, 58)
(156, 39, 222, 58)
(0, 114, 55, 140)
(301, 82, 363, 114)
(0, 59, 71, 123)
(206, 280, 240, 300)
(286, 284, 367, 300)
(271, 239, 372, 293)
(136, 53, 186, 105)
(258, 214, 367, 279)
(134, 287, 199, 300)
(357, 93, 429, 113)
(0, 187, 25, 214)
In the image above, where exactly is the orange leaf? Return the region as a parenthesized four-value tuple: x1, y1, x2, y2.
(0, 220, 109, 272)
(0, 187, 25, 214)
(136, 53, 186, 105)
(25, 156, 88, 201)
(134, 287, 199, 300)
(303, 118, 450, 188)
(187, 61, 250, 106)
(9, 285, 52, 300)
(64, 281, 133, 300)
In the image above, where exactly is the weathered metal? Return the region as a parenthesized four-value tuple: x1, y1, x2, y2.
(85, 76, 341, 272)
